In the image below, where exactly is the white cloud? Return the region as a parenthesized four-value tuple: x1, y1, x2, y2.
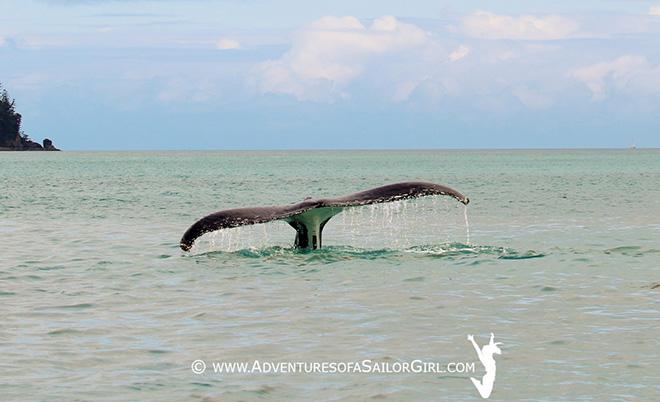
(650, 6, 660, 16)
(391, 79, 425, 102)
(216, 38, 240, 50)
(462, 11, 578, 40)
(255, 16, 430, 101)
(448, 45, 470, 62)
(572, 55, 660, 100)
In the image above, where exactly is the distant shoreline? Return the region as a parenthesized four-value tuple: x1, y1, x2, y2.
(0, 147, 61, 152)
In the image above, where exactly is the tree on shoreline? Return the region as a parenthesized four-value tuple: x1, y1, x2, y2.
(0, 83, 24, 147)
(0, 82, 58, 150)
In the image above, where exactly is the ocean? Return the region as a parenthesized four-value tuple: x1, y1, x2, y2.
(1, 150, 658, 401)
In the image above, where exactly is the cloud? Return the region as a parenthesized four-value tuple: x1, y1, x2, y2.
(0, 36, 20, 49)
(572, 55, 660, 100)
(254, 16, 430, 101)
(462, 11, 578, 40)
(650, 6, 660, 16)
(40, 0, 228, 4)
(448, 45, 470, 62)
(216, 38, 240, 50)
(7, 74, 50, 91)
(156, 77, 215, 103)
(512, 86, 553, 109)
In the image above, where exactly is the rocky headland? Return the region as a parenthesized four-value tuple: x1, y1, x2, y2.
(0, 84, 60, 151)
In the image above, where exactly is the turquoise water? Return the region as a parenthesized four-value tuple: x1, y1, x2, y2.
(1, 150, 659, 401)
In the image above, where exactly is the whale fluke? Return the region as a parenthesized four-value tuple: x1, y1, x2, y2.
(180, 181, 469, 251)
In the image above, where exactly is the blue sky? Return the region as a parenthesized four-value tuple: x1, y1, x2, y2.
(1, 0, 660, 149)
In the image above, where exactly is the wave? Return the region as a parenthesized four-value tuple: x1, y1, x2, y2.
(185, 242, 545, 265)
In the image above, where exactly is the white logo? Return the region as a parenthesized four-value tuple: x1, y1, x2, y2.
(191, 359, 207, 374)
(467, 333, 502, 399)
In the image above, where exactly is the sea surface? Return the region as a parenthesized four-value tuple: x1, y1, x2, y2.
(1, 150, 659, 401)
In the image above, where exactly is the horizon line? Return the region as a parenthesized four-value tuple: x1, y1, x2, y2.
(17, 146, 658, 152)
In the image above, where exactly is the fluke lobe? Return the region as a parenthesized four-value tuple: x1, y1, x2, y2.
(180, 181, 469, 251)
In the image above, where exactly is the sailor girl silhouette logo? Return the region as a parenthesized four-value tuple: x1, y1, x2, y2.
(467, 333, 502, 399)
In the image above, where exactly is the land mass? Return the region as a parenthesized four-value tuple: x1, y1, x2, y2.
(0, 84, 60, 151)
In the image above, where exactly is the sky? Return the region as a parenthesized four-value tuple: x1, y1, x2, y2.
(1, 0, 660, 150)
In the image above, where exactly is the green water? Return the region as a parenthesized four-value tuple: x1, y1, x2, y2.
(1, 150, 659, 401)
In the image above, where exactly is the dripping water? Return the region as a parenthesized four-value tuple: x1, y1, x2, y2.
(463, 205, 471, 245)
(192, 196, 471, 253)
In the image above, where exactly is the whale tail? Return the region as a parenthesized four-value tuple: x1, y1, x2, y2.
(180, 181, 469, 251)
(286, 207, 343, 249)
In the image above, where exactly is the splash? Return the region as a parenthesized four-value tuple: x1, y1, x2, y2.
(190, 243, 545, 266)
(192, 221, 293, 254)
